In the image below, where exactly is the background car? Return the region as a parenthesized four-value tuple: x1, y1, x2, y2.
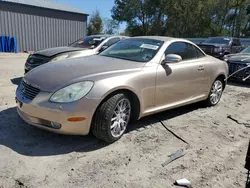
(224, 45, 250, 82)
(24, 35, 127, 73)
(198, 37, 243, 59)
(16, 36, 228, 143)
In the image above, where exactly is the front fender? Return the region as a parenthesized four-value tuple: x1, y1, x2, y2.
(86, 66, 157, 115)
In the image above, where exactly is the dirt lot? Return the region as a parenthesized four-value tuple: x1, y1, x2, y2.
(0, 53, 249, 188)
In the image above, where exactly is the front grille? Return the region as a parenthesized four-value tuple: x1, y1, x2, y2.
(20, 80, 40, 100)
(228, 63, 237, 73)
(228, 62, 248, 73)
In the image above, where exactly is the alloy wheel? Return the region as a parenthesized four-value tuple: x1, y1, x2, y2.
(110, 98, 131, 138)
(210, 80, 223, 105)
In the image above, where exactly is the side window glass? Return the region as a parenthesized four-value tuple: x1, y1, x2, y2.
(186, 44, 198, 59)
(194, 45, 205, 58)
(165, 42, 187, 60)
(236, 39, 241, 46)
(165, 42, 198, 60)
(232, 39, 239, 46)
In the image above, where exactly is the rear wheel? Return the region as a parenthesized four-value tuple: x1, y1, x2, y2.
(91, 93, 131, 143)
(205, 79, 224, 106)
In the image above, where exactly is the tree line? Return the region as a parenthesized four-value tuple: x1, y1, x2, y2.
(87, 10, 120, 35)
(88, 0, 250, 38)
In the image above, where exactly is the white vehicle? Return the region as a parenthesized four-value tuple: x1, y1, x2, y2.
(24, 35, 127, 73)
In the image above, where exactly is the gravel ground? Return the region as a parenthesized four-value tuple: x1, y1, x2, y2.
(0, 53, 249, 188)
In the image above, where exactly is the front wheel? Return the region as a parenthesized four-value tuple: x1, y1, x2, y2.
(205, 79, 224, 106)
(91, 93, 131, 143)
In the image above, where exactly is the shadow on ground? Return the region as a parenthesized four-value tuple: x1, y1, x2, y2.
(228, 80, 250, 88)
(10, 77, 22, 86)
(0, 102, 203, 157)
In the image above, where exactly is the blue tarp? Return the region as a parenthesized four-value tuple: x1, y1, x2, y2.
(0, 36, 18, 53)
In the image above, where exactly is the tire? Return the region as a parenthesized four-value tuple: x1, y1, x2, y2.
(91, 93, 131, 143)
(205, 78, 224, 106)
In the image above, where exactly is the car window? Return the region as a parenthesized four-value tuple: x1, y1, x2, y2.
(99, 38, 164, 62)
(237, 39, 241, 45)
(195, 46, 205, 58)
(204, 38, 230, 45)
(165, 42, 200, 60)
(104, 38, 121, 47)
(240, 45, 250, 53)
(232, 39, 237, 46)
(232, 39, 240, 46)
(69, 36, 107, 49)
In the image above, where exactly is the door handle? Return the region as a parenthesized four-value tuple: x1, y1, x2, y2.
(198, 66, 205, 71)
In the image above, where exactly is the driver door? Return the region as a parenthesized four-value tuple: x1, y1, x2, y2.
(155, 42, 207, 108)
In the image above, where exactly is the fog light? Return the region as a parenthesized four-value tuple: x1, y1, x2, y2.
(50, 122, 61, 129)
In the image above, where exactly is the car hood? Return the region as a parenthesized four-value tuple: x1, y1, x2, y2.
(227, 53, 250, 63)
(34, 46, 87, 57)
(24, 55, 145, 92)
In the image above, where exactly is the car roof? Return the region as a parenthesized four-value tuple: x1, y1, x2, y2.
(133, 36, 174, 41)
(88, 35, 111, 37)
(209, 36, 234, 39)
(132, 36, 195, 43)
(88, 35, 128, 38)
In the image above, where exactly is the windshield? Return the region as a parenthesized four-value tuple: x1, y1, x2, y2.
(69, 36, 107, 48)
(240, 46, 250, 53)
(204, 38, 230, 45)
(99, 38, 164, 62)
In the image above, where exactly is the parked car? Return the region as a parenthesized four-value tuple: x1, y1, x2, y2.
(198, 37, 243, 59)
(224, 46, 250, 82)
(24, 35, 127, 73)
(16, 36, 228, 143)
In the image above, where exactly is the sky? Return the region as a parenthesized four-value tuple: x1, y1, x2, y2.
(53, 0, 126, 32)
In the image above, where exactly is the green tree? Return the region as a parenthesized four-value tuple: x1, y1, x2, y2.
(111, 0, 250, 37)
(103, 18, 120, 34)
(112, 0, 163, 35)
(87, 10, 103, 35)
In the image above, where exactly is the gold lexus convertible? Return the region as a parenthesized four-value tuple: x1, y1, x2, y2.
(16, 36, 229, 143)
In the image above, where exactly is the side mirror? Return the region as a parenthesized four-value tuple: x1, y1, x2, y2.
(162, 54, 182, 64)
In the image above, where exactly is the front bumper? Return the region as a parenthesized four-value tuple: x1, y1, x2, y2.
(227, 62, 250, 82)
(16, 86, 99, 135)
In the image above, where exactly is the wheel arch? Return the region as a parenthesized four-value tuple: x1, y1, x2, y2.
(215, 74, 227, 89)
(92, 87, 142, 123)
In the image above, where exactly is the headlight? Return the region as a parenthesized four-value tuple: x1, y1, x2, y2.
(214, 47, 222, 53)
(50, 81, 94, 103)
(50, 54, 69, 62)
